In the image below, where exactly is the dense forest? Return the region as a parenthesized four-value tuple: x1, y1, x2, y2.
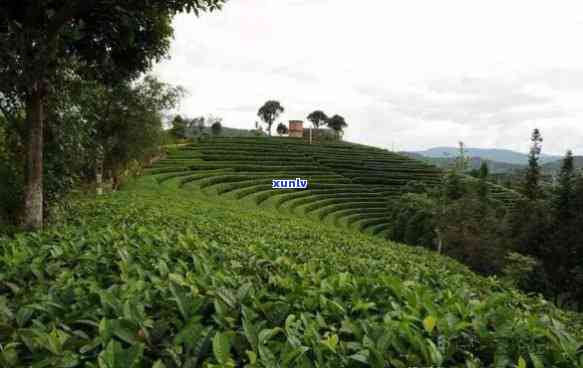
(387, 130, 583, 311)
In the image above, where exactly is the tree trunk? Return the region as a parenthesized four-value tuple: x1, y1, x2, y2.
(96, 146, 104, 196)
(96, 169, 103, 196)
(23, 84, 45, 231)
(435, 227, 443, 253)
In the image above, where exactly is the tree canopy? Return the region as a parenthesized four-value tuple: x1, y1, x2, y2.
(307, 110, 329, 129)
(257, 100, 284, 136)
(326, 114, 348, 138)
(170, 115, 188, 140)
(524, 128, 543, 200)
(211, 121, 223, 136)
(276, 122, 289, 136)
(0, 0, 226, 230)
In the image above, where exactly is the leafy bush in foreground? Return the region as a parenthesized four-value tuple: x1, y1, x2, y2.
(1, 177, 582, 367)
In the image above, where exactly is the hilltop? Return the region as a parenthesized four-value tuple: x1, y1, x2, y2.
(542, 155, 583, 173)
(148, 137, 520, 237)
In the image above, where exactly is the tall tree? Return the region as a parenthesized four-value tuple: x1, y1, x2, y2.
(0, 0, 225, 231)
(307, 110, 328, 129)
(257, 100, 284, 136)
(477, 161, 490, 202)
(546, 150, 577, 305)
(444, 171, 465, 201)
(554, 150, 575, 220)
(326, 114, 348, 139)
(76, 76, 184, 187)
(571, 174, 583, 309)
(524, 128, 544, 200)
(456, 141, 470, 172)
(506, 129, 551, 295)
(478, 160, 490, 179)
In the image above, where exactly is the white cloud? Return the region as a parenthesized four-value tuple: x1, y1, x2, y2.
(153, 0, 583, 155)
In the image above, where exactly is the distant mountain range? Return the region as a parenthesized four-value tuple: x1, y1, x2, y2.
(401, 153, 525, 174)
(403, 147, 583, 175)
(410, 147, 562, 165)
(541, 156, 583, 173)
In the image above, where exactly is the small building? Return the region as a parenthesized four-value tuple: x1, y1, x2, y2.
(303, 128, 339, 142)
(288, 120, 304, 138)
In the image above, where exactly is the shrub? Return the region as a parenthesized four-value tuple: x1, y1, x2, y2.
(2, 179, 581, 366)
(502, 251, 542, 290)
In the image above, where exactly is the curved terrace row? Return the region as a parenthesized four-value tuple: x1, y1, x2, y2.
(146, 137, 521, 237)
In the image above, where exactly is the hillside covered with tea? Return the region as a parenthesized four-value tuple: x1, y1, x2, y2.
(0, 176, 581, 367)
(147, 137, 520, 237)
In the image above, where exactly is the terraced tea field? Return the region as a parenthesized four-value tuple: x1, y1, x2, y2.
(147, 137, 520, 237)
(1, 177, 581, 367)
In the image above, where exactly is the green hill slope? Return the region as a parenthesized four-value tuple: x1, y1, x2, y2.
(148, 137, 520, 237)
(1, 177, 582, 367)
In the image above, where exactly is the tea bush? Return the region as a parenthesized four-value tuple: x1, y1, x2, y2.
(1, 177, 581, 367)
(147, 137, 521, 237)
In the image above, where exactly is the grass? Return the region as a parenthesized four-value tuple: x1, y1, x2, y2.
(1, 175, 582, 367)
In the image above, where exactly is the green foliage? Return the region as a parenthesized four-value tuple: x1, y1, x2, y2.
(1, 177, 582, 366)
(386, 193, 436, 249)
(0, 0, 226, 230)
(197, 133, 211, 143)
(211, 121, 223, 136)
(257, 101, 284, 136)
(276, 122, 288, 136)
(326, 115, 348, 138)
(479, 161, 490, 179)
(84, 75, 184, 178)
(170, 115, 188, 140)
(542, 151, 583, 309)
(307, 110, 329, 129)
(444, 171, 466, 200)
(442, 194, 509, 274)
(455, 141, 470, 172)
(0, 116, 23, 233)
(146, 137, 519, 248)
(0, 73, 183, 231)
(0, 0, 226, 87)
(524, 129, 544, 200)
(553, 150, 575, 221)
(502, 252, 541, 289)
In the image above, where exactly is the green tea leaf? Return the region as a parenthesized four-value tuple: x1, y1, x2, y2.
(423, 315, 437, 334)
(212, 331, 232, 365)
(517, 357, 527, 368)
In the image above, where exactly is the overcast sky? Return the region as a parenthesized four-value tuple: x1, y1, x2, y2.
(152, 0, 583, 155)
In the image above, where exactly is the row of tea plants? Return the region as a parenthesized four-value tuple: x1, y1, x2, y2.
(1, 177, 582, 367)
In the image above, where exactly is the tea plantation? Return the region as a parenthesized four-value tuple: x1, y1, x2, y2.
(148, 137, 520, 237)
(1, 168, 582, 367)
